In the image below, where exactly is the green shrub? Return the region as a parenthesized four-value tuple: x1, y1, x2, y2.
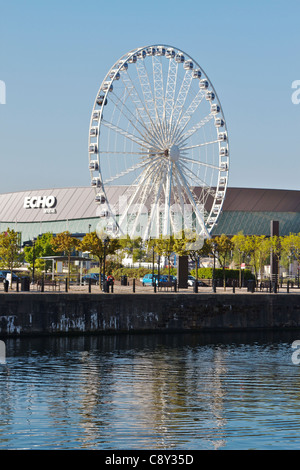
(190, 267, 254, 280)
(111, 266, 177, 280)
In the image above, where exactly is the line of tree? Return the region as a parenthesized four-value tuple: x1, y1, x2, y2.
(0, 228, 300, 289)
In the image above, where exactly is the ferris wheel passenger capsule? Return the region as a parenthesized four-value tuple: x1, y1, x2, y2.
(91, 177, 102, 188)
(192, 69, 201, 78)
(89, 160, 99, 171)
(109, 70, 120, 80)
(92, 110, 100, 120)
(175, 53, 185, 63)
(166, 48, 175, 59)
(215, 118, 225, 127)
(89, 127, 98, 137)
(100, 210, 109, 218)
(199, 79, 209, 89)
(137, 50, 146, 59)
(206, 90, 215, 101)
(102, 82, 113, 92)
(89, 144, 98, 153)
(219, 177, 227, 185)
(220, 147, 229, 157)
(96, 95, 107, 106)
(211, 104, 220, 114)
(213, 205, 222, 215)
(218, 132, 227, 141)
(183, 60, 193, 70)
(146, 47, 156, 56)
(156, 46, 166, 55)
(95, 192, 106, 204)
(129, 54, 137, 63)
(118, 61, 128, 71)
(220, 162, 228, 171)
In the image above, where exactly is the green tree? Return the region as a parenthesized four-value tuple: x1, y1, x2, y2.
(232, 231, 247, 287)
(80, 231, 120, 287)
(281, 233, 300, 275)
(24, 233, 56, 276)
(244, 235, 271, 285)
(119, 235, 144, 264)
(0, 228, 24, 288)
(206, 234, 234, 290)
(154, 235, 175, 280)
(51, 231, 80, 286)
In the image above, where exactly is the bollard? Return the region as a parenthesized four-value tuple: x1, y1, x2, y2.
(65, 278, 68, 292)
(212, 279, 216, 293)
(154, 282, 156, 293)
(111, 281, 114, 293)
(233, 280, 235, 293)
(89, 278, 91, 293)
(41, 279, 44, 292)
(193, 281, 198, 293)
(287, 281, 290, 293)
(16, 279, 19, 292)
(3, 280, 9, 292)
(133, 278, 135, 293)
(174, 281, 177, 292)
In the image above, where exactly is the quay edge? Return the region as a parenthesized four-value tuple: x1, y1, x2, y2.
(0, 292, 300, 337)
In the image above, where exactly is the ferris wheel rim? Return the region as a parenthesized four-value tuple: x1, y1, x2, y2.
(88, 44, 229, 240)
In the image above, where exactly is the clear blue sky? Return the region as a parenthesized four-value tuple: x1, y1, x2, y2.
(0, 0, 299, 193)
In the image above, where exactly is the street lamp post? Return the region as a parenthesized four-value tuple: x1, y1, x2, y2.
(102, 237, 109, 292)
(212, 242, 217, 292)
(32, 238, 36, 285)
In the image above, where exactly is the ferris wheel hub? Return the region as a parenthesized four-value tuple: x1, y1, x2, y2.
(169, 144, 180, 162)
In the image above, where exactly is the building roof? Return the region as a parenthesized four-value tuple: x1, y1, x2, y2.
(0, 186, 299, 224)
(222, 188, 300, 212)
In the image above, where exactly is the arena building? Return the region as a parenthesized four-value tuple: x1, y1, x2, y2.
(0, 186, 299, 244)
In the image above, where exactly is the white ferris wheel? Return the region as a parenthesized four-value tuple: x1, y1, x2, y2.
(88, 44, 229, 241)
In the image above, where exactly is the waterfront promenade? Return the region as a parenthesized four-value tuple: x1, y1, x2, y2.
(2, 280, 299, 295)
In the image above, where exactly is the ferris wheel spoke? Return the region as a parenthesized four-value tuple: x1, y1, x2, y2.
(175, 163, 210, 238)
(122, 71, 159, 136)
(128, 160, 164, 237)
(109, 91, 155, 142)
(120, 71, 154, 129)
(103, 160, 149, 185)
(162, 161, 174, 236)
(169, 69, 193, 139)
(180, 156, 220, 171)
(176, 113, 214, 146)
(122, 68, 165, 149)
(177, 161, 216, 199)
(181, 139, 219, 150)
(143, 172, 166, 240)
(118, 158, 164, 233)
(164, 58, 178, 125)
(172, 90, 205, 143)
(136, 59, 158, 123)
(152, 55, 164, 124)
(101, 120, 152, 149)
(100, 150, 147, 156)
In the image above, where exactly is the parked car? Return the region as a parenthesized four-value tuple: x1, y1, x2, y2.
(0, 270, 20, 283)
(188, 275, 196, 286)
(141, 274, 171, 286)
(82, 273, 106, 285)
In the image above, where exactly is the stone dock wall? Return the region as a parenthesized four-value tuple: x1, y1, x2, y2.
(0, 292, 300, 337)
